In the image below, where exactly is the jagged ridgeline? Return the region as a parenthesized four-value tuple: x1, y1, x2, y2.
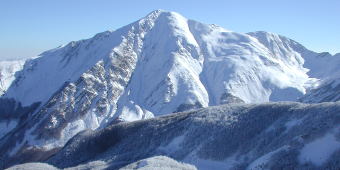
(1, 10, 340, 169)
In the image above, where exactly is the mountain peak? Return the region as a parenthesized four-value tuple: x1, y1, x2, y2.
(1, 11, 340, 167)
(148, 9, 166, 15)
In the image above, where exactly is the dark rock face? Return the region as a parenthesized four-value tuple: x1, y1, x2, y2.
(220, 93, 244, 104)
(176, 102, 203, 112)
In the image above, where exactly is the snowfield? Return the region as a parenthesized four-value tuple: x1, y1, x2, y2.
(1, 9, 340, 170)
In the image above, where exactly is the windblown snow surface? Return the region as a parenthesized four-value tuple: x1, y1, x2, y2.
(1, 10, 340, 170)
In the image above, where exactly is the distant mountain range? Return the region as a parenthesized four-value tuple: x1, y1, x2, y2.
(1, 10, 340, 169)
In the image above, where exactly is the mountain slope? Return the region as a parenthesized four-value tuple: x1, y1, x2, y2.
(298, 52, 340, 103)
(247, 31, 340, 103)
(1, 10, 340, 168)
(5, 102, 340, 170)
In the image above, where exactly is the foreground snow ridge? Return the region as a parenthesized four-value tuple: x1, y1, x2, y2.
(4, 102, 339, 170)
(5, 156, 197, 170)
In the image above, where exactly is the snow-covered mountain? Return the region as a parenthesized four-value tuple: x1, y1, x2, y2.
(1, 9, 340, 169)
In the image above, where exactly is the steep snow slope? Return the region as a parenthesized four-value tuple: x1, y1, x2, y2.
(194, 26, 310, 104)
(247, 32, 340, 103)
(0, 59, 26, 96)
(0, 10, 162, 152)
(299, 52, 340, 103)
(5, 102, 340, 170)
(0, 10, 207, 161)
(1, 9, 339, 166)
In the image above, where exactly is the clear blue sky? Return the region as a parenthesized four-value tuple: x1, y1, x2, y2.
(1, 0, 339, 60)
